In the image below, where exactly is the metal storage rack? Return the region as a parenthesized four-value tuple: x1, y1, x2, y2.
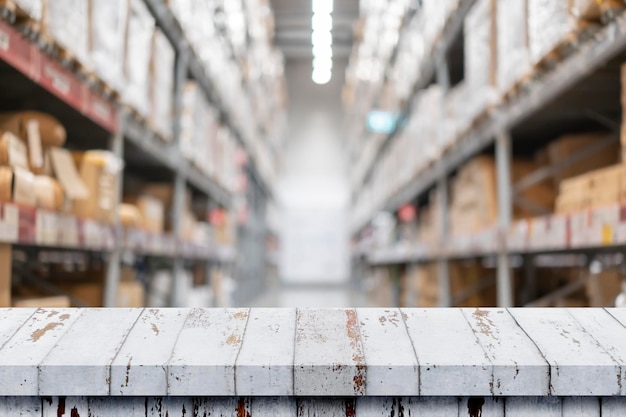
(351, 2, 626, 307)
(0, 0, 273, 307)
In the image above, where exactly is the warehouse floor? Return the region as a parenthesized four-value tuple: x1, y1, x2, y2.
(251, 284, 368, 307)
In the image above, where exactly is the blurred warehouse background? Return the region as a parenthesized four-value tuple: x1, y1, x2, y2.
(0, 0, 625, 308)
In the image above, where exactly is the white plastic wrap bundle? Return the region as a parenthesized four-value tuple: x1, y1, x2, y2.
(464, 0, 497, 123)
(180, 81, 201, 161)
(124, 0, 154, 118)
(497, 0, 530, 94)
(149, 29, 175, 141)
(528, 0, 574, 65)
(91, 0, 128, 92)
(12, 0, 42, 20)
(45, 0, 90, 68)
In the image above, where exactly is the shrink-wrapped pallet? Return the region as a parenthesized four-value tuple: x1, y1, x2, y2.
(91, 0, 128, 93)
(527, 0, 575, 65)
(10, 0, 43, 21)
(149, 29, 175, 141)
(180, 81, 203, 161)
(497, 0, 530, 94)
(45, 0, 90, 69)
(464, 0, 497, 122)
(123, 0, 154, 118)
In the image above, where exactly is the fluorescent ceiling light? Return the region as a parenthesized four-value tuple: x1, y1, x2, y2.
(313, 57, 332, 71)
(311, 30, 332, 46)
(312, 13, 332, 31)
(312, 68, 332, 84)
(312, 0, 333, 14)
(312, 43, 332, 58)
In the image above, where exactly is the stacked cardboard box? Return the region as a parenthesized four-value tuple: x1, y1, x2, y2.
(449, 155, 556, 235)
(585, 266, 624, 307)
(555, 163, 625, 214)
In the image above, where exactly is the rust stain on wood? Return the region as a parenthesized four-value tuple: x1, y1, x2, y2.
(345, 309, 366, 394)
(237, 398, 251, 417)
(233, 311, 248, 319)
(124, 357, 132, 387)
(473, 309, 495, 340)
(70, 407, 80, 417)
(57, 397, 65, 417)
(467, 397, 484, 417)
(31, 322, 62, 342)
(345, 399, 356, 417)
(226, 334, 242, 345)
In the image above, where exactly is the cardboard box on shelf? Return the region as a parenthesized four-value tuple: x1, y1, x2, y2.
(72, 151, 122, 223)
(33, 175, 64, 211)
(49, 147, 89, 208)
(119, 203, 143, 229)
(0, 166, 36, 207)
(136, 195, 164, 234)
(12, 295, 71, 308)
(0, 131, 29, 169)
(586, 267, 623, 307)
(571, 0, 625, 21)
(60, 279, 144, 307)
(547, 133, 620, 184)
(0, 111, 66, 148)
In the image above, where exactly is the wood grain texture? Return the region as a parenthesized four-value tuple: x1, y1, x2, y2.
(38, 309, 142, 396)
(111, 308, 189, 396)
(567, 308, 626, 395)
(510, 308, 621, 395)
(0, 308, 36, 350)
(88, 397, 147, 417)
(561, 397, 600, 417)
(0, 397, 40, 417)
(297, 398, 356, 417)
(462, 308, 549, 396)
(42, 397, 88, 417)
(504, 397, 562, 417)
(251, 397, 298, 417)
(0, 308, 81, 395)
(601, 397, 626, 417)
(236, 308, 296, 395)
(402, 308, 492, 396)
(294, 308, 366, 396)
(168, 308, 249, 395)
(357, 308, 419, 395)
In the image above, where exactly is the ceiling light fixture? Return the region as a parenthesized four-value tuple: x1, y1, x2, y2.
(311, 0, 333, 84)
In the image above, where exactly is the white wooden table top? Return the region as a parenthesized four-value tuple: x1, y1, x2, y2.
(0, 307, 625, 397)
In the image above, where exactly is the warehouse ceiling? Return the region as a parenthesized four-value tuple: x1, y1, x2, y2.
(269, 0, 359, 58)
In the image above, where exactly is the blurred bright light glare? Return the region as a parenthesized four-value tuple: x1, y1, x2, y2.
(312, 0, 333, 14)
(312, 68, 332, 85)
(312, 13, 332, 31)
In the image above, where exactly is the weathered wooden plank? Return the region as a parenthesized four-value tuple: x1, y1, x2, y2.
(0, 308, 36, 350)
(567, 309, 626, 395)
(250, 397, 298, 417)
(504, 397, 562, 417)
(409, 397, 460, 417)
(0, 308, 82, 395)
(145, 397, 192, 417)
(88, 397, 147, 417)
(0, 397, 40, 417)
(561, 397, 600, 417)
(111, 308, 189, 396)
(294, 308, 366, 396)
(42, 397, 88, 417)
(402, 308, 492, 396)
(39, 308, 142, 396)
(168, 308, 249, 395)
(297, 398, 356, 417)
(462, 308, 549, 396)
(601, 397, 626, 417)
(236, 308, 296, 396)
(458, 397, 504, 417)
(357, 308, 419, 395)
(509, 308, 621, 395)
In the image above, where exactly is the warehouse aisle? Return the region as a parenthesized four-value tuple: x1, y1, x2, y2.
(275, 59, 351, 287)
